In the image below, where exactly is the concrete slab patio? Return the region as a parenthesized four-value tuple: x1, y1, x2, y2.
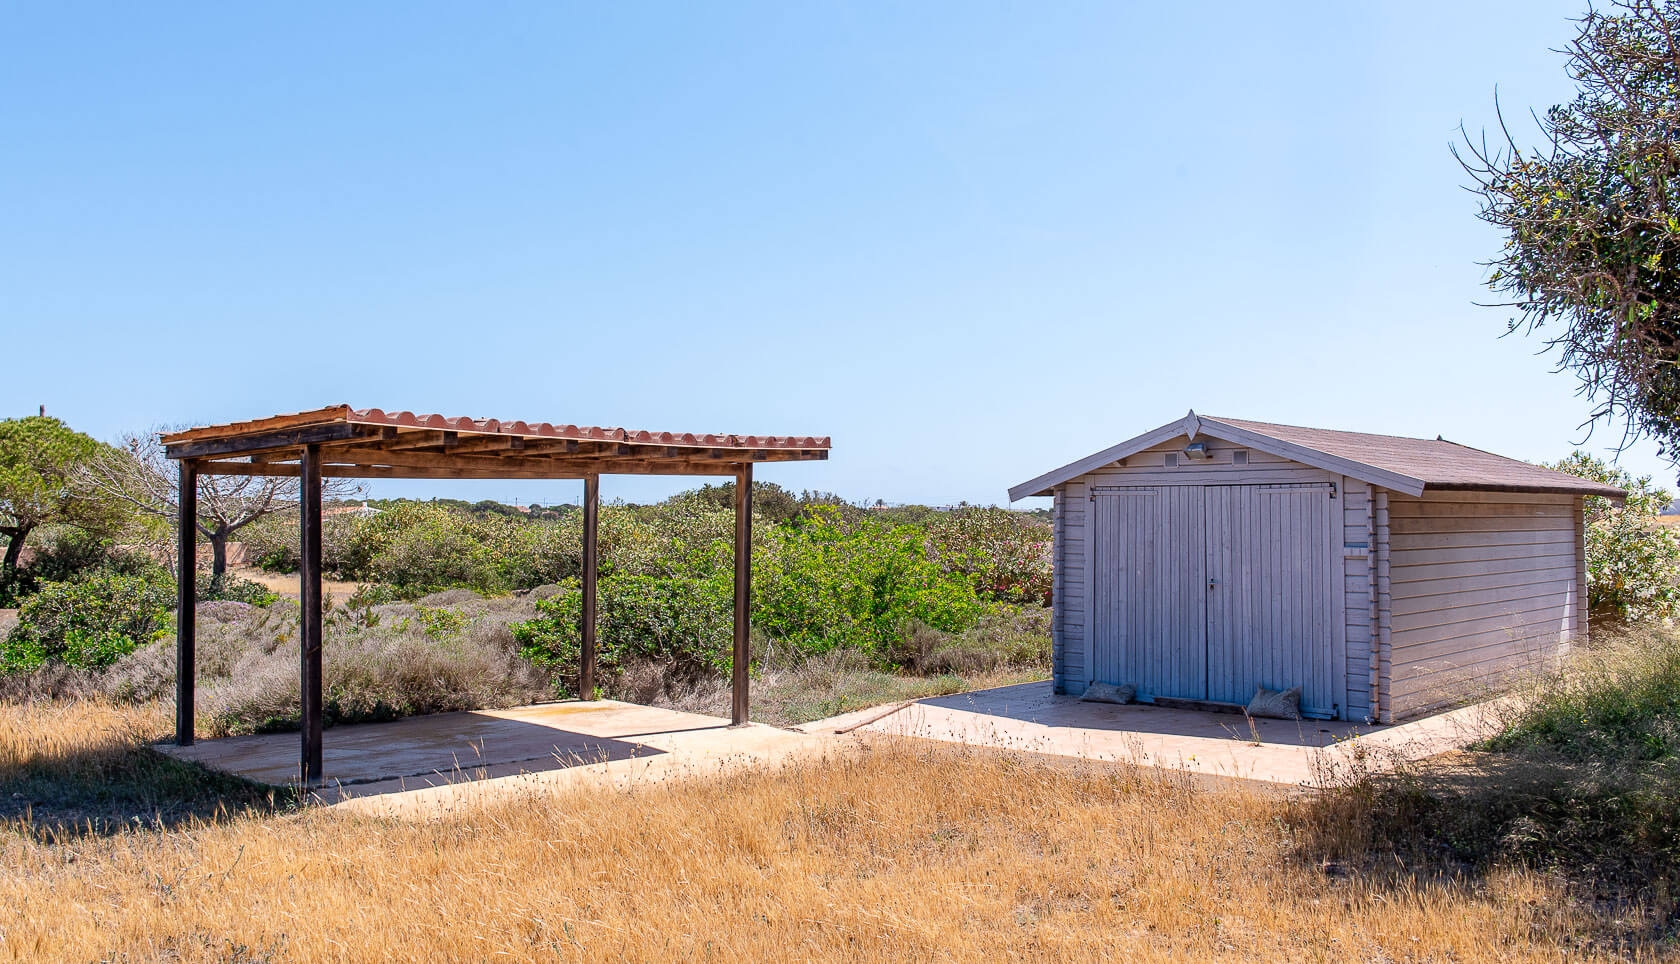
(160, 699, 831, 815)
(800, 681, 1502, 786)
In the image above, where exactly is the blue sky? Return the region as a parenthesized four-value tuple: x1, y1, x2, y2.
(2, 1, 1663, 507)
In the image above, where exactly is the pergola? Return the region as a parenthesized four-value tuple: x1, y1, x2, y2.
(162, 405, 830, 783)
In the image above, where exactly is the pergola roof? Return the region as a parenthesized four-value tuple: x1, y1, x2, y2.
(162, 404, 831, 479)
(163, 403, 830, 782)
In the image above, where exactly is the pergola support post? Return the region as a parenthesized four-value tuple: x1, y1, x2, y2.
(175, 460, 198, 746)
(299, 443, 324, 783)
(732, 464, 753, 726)
(580, 473, 599, 701)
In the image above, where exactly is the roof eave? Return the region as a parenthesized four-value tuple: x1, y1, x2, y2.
(1423, 482, 1627, 501)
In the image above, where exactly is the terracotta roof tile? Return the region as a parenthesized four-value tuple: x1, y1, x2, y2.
(161, 405, 830, 451)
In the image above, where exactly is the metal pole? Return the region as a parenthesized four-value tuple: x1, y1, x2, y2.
(175, 460, 198, 746)
(731, 465, 753, 725)
(299, 444, 324, 783)
(580, 473, 599, 701)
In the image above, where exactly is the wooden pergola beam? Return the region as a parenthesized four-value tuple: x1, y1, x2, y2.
(195, 460, 755, 480)
(164, 422, 364, 460)
(175, 461, 197, 747)
(732, 464, 753, 726)
(299, 444, 325, 783)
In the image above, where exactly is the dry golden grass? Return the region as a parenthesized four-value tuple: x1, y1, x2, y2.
(0, 701, 1662, 962)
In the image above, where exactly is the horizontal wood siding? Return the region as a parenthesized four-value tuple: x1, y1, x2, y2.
(1052, 482, 1088, 694)
(1342, 480, 1372, 721)
(1386, 492, 1577, 717)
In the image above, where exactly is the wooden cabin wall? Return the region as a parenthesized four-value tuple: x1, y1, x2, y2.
(1051, 481, 1088, 694)
(1384, 490, 1579, 718)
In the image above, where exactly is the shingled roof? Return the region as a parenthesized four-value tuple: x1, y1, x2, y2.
(1008, 411, 1627, 501)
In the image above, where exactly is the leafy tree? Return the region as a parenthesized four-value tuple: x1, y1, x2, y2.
(1551, 451, 1680, 621)
(1460, 1, 1680, 458)
(0, 416, 122, 577)
(78, 430, 359, 578)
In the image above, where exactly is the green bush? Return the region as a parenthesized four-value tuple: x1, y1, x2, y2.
(196, 572, 278, 607)
(1, 572, 174, 672)
(512, 575, 734, 696)
(0, 530, 167, 606)
(339, 502, 506, 597)
(926, 506, 1053, 605)
(752, 507, 984, 656)
(1550, 452, 1680, 622)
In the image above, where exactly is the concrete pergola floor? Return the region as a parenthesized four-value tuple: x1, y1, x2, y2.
(159, 700, 831, 815)
(801, 681, 1503, 787)
(159, 683, 1500, 816)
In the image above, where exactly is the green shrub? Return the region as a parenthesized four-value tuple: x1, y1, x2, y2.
(0, 530, 167, 606)
(196, 572, 278, 607)
(926, 506, 1053, 605)
(752, 508, 984, 656)
(1, 572, 174, 672)
(1550, 452, 1680, 622)
(341, 502, 506, 596)
(512, 575, 733, 696)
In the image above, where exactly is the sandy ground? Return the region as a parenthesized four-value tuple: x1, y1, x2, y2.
(231, 566, 365, 600)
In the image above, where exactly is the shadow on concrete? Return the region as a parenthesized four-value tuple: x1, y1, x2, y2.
(917, 681, 1379, 749)
(163, 708, 670, 801)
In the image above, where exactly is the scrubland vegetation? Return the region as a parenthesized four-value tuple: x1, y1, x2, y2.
(3, 420, 1679, 958)
(2, 456, 1055, 733)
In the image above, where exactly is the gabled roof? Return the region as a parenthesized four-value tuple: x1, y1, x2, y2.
(1008, 411, 1626, 502)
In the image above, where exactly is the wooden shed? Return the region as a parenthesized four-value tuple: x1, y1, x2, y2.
(1009, 412, 1624, 723)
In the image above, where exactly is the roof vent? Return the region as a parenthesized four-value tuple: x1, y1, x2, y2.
(1232, 450, 1248, 465)
(1163, 452, 1178, 467)
(1182, 442, 1211, 461)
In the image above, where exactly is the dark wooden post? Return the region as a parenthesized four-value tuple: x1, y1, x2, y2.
(731, 464, 753, 725)
(175, 460, 198, 746)
(580, 473, 599, 701)
(299, 444, 324, 783)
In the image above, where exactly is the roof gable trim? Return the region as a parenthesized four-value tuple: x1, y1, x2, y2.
(1007, 410, 1429, 501)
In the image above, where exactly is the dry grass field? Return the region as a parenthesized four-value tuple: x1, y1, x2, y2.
(1, 700, 1670, 962)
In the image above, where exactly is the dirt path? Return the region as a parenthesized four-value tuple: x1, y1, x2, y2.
(232, 567, 366, 600)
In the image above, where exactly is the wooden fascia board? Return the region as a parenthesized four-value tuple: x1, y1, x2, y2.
(1192, 418, 1427, 496)
(164, 422, 362, 460)
(1007, 422, 1190, 501)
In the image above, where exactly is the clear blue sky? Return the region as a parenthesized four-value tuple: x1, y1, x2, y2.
(3, 1, 1665, 507)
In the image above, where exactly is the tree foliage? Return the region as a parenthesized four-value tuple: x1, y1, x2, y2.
(1551, 451, 1680, 621)
(0, 416, 122, 577)
(1460, 1, 1680, 457)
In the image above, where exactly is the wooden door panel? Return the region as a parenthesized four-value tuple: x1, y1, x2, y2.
(1090, 486, 1207, 700)
(1204, 484, 1337, 717)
